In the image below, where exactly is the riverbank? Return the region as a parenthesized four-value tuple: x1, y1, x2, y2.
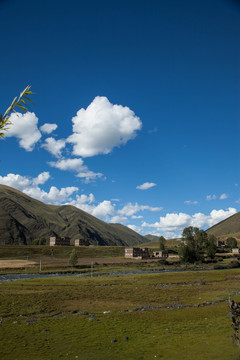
(1, 268, 240, 359)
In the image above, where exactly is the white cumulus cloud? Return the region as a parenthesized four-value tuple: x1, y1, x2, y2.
(48, 158, 103, 182)
(136, 182, 156, 190)
(33, 172, 50, 185)
(42, 137, 66, 158)
(0, 172, 78, 204)
(119, 202, 162, 217)
(4, 112, 41, 151)
(91, 201, 115, 218)
(127, 224, 143, 234)
(142, 208, 237, 235)
(67, 96, 142, 157)
(40, 123, 57, 134)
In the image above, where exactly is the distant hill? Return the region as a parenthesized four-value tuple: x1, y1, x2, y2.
(144, 234, 159, 242)
(206, 212, 240, 238)
(0, 185, 146, 246)
(143, 235, 179, 248)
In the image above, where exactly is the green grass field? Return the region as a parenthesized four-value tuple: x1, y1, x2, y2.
(1, 269, 240, 359)
(0, 245, 125, 259)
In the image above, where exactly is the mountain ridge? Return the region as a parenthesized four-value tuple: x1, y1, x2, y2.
(0, 184, 146, 246)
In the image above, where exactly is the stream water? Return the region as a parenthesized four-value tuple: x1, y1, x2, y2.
(0, 267, 235, 284)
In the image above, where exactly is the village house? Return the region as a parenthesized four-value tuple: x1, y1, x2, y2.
(125, 247, 149, 259)
(217, 240, 225, 248)
(232, 248, 240, 254)
(153, 250, 168, 258)
(75, 238, 90, 246)
(49, 236, 70, 246)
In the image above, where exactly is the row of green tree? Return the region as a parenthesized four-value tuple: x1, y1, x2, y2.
(159, 227, 238, 263)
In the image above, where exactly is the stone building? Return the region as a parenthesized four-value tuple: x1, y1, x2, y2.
(49, 236, 70, 246)
(153, 250, 168, 258)
(125, 247, 149, 259)
(75, 238, 90, 246)
(217, 240, 225, 248)
(232, 248, 240, 254)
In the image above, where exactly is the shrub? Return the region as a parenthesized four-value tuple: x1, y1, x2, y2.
(32, 238, 46, 245)
(228, 260, 240, 269)
(69, 249, 78, 267)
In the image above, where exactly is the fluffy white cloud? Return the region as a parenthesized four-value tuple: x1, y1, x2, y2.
(91, 201, 115, 218)
(48, 158, 103, 182)
(5, 112, 41, 151)
(0, 172, 78, 204)
(184, 200, 198, 205)
(42, 137, 66, 157)
(206, 194, 217, 200)
(127, 224, 144, 233)
(142, 208, 237, 234)
(68, 197, 162, 224)
(109, 215, 128, 223)
(119, 202, 162, 217)
(33, 172, 50, 185)
(67, 195, 115, 220)
(136, 182, 156, 190)
(0, 173, 33, 190)
(40, 123, 57, 134)
(132, 215, 143, 219)
(67, 96, 142, 157)
(220, 193, 228, 200)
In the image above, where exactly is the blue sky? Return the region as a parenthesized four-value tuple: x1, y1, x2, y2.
(0, 0, 239, 238)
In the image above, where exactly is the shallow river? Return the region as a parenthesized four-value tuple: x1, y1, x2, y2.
(0, 268, 231, 284)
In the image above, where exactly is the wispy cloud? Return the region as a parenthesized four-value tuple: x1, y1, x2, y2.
(206, 194, 217, 200)
(220, 193, 228, 200)
(148, 128, 158, 134)
(48, 158, 103, 182)
(184, 200, 198, 205)
(136, 182, 156, 190)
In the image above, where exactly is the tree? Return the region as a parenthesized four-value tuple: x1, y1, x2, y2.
(205, 234, 217, 259)
(32, 238, 47, 245)
(229, 297, 240, 348)
(226, 237, 238, 249)
(178, 242, 198, 263)
(159, 236, 166, 250)
(69, 249, 78, 267)
(179, 226, 208, 263)
(0, 85, 33, 137)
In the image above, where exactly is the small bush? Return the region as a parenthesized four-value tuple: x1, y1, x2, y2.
(228, 260, 240, 269)
(69, 249, 78, 267)
(32, 238, 47, 245)
(204, 258, 217, 264)
(213, 264, 225, 269)
(157, 259, 169, 265)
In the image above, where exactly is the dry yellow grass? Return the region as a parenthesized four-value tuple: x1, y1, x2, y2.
(0, 260, 38, 269)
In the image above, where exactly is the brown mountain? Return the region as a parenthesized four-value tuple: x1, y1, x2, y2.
(0, 185, 146, 246)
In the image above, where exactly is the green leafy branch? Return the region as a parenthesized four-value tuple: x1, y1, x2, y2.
(0, 85, 33, 138)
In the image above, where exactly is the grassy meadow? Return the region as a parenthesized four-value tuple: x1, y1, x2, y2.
(1, 269, 240, 359)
